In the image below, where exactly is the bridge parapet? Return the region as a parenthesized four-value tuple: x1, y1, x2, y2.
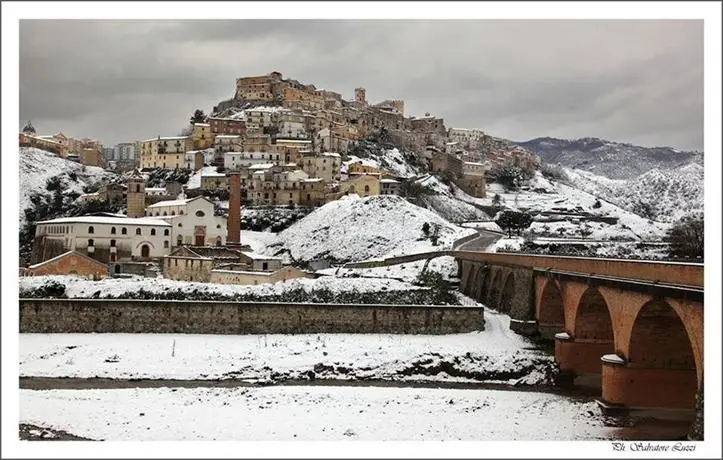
(453, 251, 703, 287)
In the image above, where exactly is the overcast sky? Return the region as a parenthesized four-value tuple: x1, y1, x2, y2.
(19, 19, 703, 150)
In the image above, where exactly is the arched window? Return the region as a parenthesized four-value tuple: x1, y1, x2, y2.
(88, 239, 94, 246)
(164, 229, 170, 236)
(195, 210, 205, 217)
(364, 185, 370, 193)
(163, 212, 167, 216)
(88, 226, 94, 234)
(111, 227, 117, 234)
(151, 229, 156, 236)
(171, 211, 176, 216)
(180, 210, 184, 215)
(110, 239, 116, 247)
(121, 227, 127, 235)
(136, 228, 141, 235)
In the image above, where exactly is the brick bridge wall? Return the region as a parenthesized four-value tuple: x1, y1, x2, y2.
(19, 299, 484, 335)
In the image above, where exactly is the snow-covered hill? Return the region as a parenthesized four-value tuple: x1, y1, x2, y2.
(262, 194, 475, 263)
(19, 147, 114, 227)
(564, 164, 703, 223)
(514, 137, 703, 180)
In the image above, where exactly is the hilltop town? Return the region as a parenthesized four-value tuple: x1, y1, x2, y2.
(19, 71, 546, 281)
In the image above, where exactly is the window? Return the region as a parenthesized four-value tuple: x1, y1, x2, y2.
(136, 228, 141, 235)
(178, 223, 182, 227)
(88, 239, 94, 247)
(110, 239, 116, 247)
(136, 184, 140, 193)
(171, 211, 176, 216)
(262, 262, 269, 271)
(111, 227, 117, 234)
(364, 185, 370, 193)
(164, 229, 170, 236)
(110, 254, 117, 262)
(151, 229, 156, 236)
(195, 210, 205, 217)
(163, 212, 167, 216)
(164, 241, 169, 248)
(216, 224, 221, 229)
(88, 226, 95, 234)
(180, 210, 184, 215)
(121, 227, 127, 235)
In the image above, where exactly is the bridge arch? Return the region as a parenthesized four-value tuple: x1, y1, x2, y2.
(464, 263, 478, 294)
(574, 287, 614, 343)
(628, 299, 697, 371)
(498, 272, 516, 314)
(473, 265, 487, 302)
(486, 269, 503, 310)
(538, 279, 564, 339)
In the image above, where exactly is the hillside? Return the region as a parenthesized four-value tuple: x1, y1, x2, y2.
(262, 194, 475, 264)
(564, 164, 703, 223)
(19, 147, 115, 228)
(514, 137, 703, 180)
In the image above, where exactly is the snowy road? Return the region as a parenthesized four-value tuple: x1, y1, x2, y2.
(456, 230, 502, 252)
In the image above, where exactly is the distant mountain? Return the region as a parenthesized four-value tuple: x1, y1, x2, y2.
(513, 137, 703, 180)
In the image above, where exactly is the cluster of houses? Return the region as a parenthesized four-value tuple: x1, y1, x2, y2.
(23, 170, 308, 285)
(19, 71, 548, 287)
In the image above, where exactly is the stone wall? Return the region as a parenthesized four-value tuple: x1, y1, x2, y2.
(19, 299, 484, 335)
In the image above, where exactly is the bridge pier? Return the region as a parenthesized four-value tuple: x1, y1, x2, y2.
(554, 333, 613, 386)
(601, 357, 698, 410)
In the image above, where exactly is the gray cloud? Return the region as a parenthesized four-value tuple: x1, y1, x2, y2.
(19, 19, 703, 150)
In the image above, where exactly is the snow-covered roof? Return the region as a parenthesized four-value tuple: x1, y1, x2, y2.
(38, 215, 171, 226)
(304, 178, 324, 182)
(249, 163, 275, 170)
(321, 152, 341, 157)
(27, 251, 105, 270)
(194, 123, 210, 127)
(146, 199, 191, 208)
(142, 136, 188, 142)
(146, 187, 165, 192)
(240, 252, 283, 261)
(381, 179, 400, 184)
(464, 161, 486, 167)
(201, 171, 226, 177)
(276, 139, 312, 144)
(215, 135, 241, 139)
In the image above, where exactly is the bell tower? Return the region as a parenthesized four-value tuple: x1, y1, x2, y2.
(126, 169, 146, 218)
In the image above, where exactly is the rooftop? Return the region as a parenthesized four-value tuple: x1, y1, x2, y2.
(142, 136, 189, 142)
(38, 215, 171, 226)
(146, 198, 191, 208)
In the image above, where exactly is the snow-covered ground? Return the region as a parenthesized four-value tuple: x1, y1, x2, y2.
(20, 386, 615, 441)
(451, 172, 670, 241)
(185, 165, 220, 190)
(317, 256, 458, 283)
(564, 165, 704, 224)
(19, 147, 113, 227)
(19, 274, 419, 299)
(19, 309, 549, 383)
(264, 194, 475, 263)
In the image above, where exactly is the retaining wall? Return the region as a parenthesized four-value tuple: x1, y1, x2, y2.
(19, 299, 484, 335)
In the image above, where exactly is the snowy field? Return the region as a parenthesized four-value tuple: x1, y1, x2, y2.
(19, 311, 553, 384)
(317, 256, 459, 283)
(20, 386, 615, 441)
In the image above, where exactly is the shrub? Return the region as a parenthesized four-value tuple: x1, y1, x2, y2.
(495, 211, 533, 237)
(665, 215, 704, 260)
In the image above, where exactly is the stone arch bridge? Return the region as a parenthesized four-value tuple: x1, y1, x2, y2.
(456, 251, 703, 411)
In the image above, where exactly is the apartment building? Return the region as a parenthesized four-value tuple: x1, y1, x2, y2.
(139, 136, 192, 169)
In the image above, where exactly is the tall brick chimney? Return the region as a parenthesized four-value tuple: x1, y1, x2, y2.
(226, 172, 241, 246)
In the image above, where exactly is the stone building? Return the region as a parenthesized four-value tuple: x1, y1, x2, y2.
(298, 151, 341, 182)
(210, 266, 309, 286)
(380, 178, 401, 195)
(144, 196, 227, 247)
(25, 251, 109, 279)
(30, 215, 172, 266)
(208, 117, 246, 137)
(126, 169, 146, 218)
(192, 123, 213, 150)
